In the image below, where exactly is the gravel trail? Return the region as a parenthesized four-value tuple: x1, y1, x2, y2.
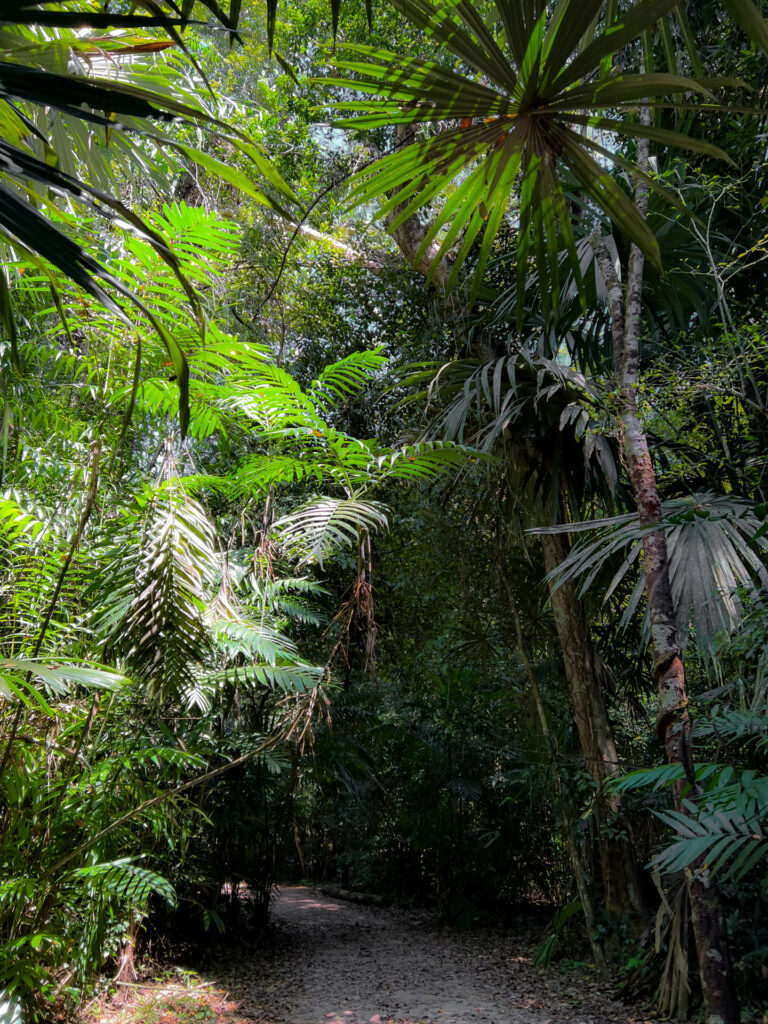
(86, 885, 659, 1024)
(218, 885, 655, 1024)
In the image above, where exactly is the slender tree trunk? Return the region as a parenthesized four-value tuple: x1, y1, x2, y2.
(592, 118, 739, 1024)
(498, 558, 606, 973)
(383, 189, 646, 955)
(540, 531, 646, 939)
(114, 918, 140, 985)
(384, 125, 456, 289)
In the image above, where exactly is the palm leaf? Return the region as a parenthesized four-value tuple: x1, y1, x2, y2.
(67, 860, 176, 908)
(273, 497, 390, 567)
(653, 797, 768, 883)
(96, 481, 217, 701)
(534, 493, 768, 648)
(320, 1, 741, 314)
(0, 6, 297, 437)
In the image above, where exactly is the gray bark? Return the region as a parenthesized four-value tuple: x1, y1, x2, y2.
(594, 114, 738, 1024)
(383, 126, 455, 288)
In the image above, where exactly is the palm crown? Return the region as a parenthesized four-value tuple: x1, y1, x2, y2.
(323, 0, 740, 320)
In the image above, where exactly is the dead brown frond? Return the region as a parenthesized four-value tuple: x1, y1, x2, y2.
(277, 676, 332, 755)
(654, 874, 691, 1020)
(324, 573, 378, 686)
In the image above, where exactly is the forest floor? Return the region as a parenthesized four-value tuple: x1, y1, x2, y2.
(85, 885, 660, 1024)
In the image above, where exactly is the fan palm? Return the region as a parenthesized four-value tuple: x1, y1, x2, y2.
(535, 492, 768, 651)
(322, 0, 742, 322)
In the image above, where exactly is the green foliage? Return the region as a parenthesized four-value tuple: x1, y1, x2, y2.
(98, 474, 217, 705)
(1, 2, 768, 1019)
(615, 706, 768, 886)
(536, 493, 768, 651)
(320, 0, 737, 318)
(0, 3, 299, 437)
(534, 899, 583, 966)
(653, 788, 767, 882)
(0, 692, 197, 1015)
(131, 993, 217, 1024)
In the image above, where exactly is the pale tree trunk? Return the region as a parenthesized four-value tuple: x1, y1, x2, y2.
(114, 917, 140, 985)
(591, 115, 739, 1024)
(383, 125, 456, 289)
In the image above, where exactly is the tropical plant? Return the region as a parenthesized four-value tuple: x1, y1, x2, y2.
(324, 5, 768, 1019)
(535, 493, 768, 654)
(321, 0, 742, 319)
(0, 426, 333, 1017)
(0, 1, 300, 435)
(4, 2, 768, 1018)
(0, 654, 182, 1017)
(396, 340, 656, 953)
(611, 648, 768, 885)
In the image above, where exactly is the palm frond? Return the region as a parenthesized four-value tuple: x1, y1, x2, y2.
(402, 352, 618, 509)
(308, 348, 387, 412)
(210, 618, 300, 665)
(0, 6, 298, 436)
(202, 663, 325, 694)
(273, 497, 390, 567)
(319, 0, 739, 311)
(534, 493, 768, 648)
(370, 439, 478, 481)
(66, 859, 176, 909)
(96, 480, 217, 701)
(653, 778, 768, 883)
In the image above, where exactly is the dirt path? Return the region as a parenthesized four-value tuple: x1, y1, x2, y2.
(214, 886, 655, 1024)
(89, 886, 657, 1024)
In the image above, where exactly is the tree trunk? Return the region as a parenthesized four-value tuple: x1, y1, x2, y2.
(592, 116, 739, 1024)
(114, 918, 139, 985)
(499, 561, 607, 973)
(383, 125, 456, 289)
(384, 185, 646, 958)
(540, 531, 646, 939)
